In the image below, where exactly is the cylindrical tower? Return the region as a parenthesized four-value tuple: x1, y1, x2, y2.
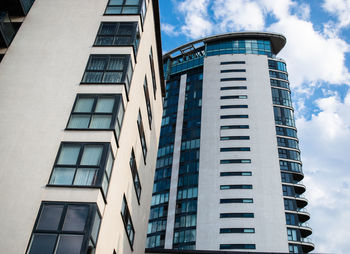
(146, 32, 314, 253)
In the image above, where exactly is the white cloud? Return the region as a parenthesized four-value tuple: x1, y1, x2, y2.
(268, 15, 350, 87)
(177, 0, 213, 39)
(162, 23, 180, 37)
(212, 0, 265, 32)
(296, 91, 350, 253)
(323, 0, 350, 28)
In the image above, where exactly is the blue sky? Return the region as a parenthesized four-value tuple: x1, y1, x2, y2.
(158, 0, 350, 253)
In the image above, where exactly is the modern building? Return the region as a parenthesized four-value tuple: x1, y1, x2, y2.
(0, 0, 164, 253)
(146, 32, 314, 253)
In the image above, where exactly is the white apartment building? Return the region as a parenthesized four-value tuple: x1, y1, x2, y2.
(0, 0, 164, 253)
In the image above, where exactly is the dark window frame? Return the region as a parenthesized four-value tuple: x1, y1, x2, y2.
(220, 228, 255, 233)
(220, 86, 247, 90)
(220, 61, 246, 65)
(66, 94, 124, 142)
(220, 171, 252, 176)
(220, 184, 253, 189)
(149, 47, 157, 100)
(221, 69, 246, 73)
(130, 148, 142, 203)
(220, 213, 254, 218)
(221, 77, 247, 82)
(121, 195, 135, 249)
(104, 0, 147, 26)
(93, 22, 141, 58)
(26, 201, 101, 254)
(137, 110, 148, 163)
(221, 125, 249, 129)
(47, 142, 114, 201)
(143, 76, 153, 129)
(80, 54, 133, 97)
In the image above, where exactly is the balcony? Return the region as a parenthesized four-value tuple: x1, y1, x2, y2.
(0, 12, 16, 48)
(288, 223, 312, 238)
(289, 238, 315, 253)
(0, 0, 35, 16)
(295, 194, 308, 208)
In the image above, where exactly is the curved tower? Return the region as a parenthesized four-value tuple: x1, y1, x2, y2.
(146, 32, 314, 253)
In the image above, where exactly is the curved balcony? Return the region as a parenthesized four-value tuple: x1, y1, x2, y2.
(283, 182, 306, 195)
(288, 238, 315, 253)
(281, 169, 304, 181)
(295, 195, 308, 208)
(286, 208, 310, 223)
(288, 224, 312, 238)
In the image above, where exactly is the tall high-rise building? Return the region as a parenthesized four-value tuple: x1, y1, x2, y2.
(146, 32, 314, 253)
(0, 0, 164, 253)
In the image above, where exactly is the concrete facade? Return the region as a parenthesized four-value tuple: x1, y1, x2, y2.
(0, 0, 164, 253)
(196, 54, 288, 252)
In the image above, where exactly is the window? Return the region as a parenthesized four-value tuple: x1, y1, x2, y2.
(221, 114, 248, 119)
(67, 94, 124, 137)
(268, 60, 287, 72)
(221, 125, 249, 129)
(276, 126, 297, 138)
(221, 86, 247, 90)
(220, 198, 253, 203)
(278, 148, 301, 161)
(220, 61, 246, 65)
(284, 198, 297, 211)
(173, 229, 196, 244)
(220, 185, 252, 189)
(130, 149, 142, 202)
(269, 70, 288, 80)
(149, 48, 157, 99)
(26, 202, 101, 254)
(287, 228, 300, 241)
(271, 78, 290, 89)
(282, 185, 295, 197)
(220, 171, 252, 176)
(174, 214, 197, 228)
(220, 213, 254, 218)
(105, 0, 147, 23)
(143, 77, 153, 128)
(221, 77, 246, 81)
(289, 244, 302, 253)
(151, 193, 169, 206)
(49, 142, 114, 197)
(272, 88, 292, 107)
(220, 244, 256, 250)
(220, 147, 250, 152)
(94, 22, 140, 54)
(137, 110, 147, 162)
(281, 172, 295, 183)
(280, 160, 302, 173)
(221, 136, 250, 140)
(177, 187, 198, 200)
(221, 69, 246, 73)
(221, 95, 247, 99)
(121, 196, 135, 248)
(286, 213, 298, 225)
(274, 106, 295, 127)
(221, 105, 248, 109)
(277, 137, 299, 149)
(81, 55, 133, 92)
(220, 228, 255, 233)
(220, 159, 251, 164)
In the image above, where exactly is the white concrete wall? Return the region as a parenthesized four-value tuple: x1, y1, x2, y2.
(0, 0, 163, 253)
(196, 54, 289, 252)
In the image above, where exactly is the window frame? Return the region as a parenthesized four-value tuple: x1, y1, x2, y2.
(80, 54, 133, 96)
(66, 94, 124, 139)
(47, 142, 114, 200)
(143, 76, 153, 129)
(137, 110, 148, 163)
(130, 148, 142, 203)
(93, 22, 141, 58)
(104, 0, 147, 25)
(121, 195, 135, 249)
(26, 201, 101, 254)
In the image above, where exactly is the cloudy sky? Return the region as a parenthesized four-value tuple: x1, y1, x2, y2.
(158, 0, 350, 253)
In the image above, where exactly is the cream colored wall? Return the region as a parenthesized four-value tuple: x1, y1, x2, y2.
(0, 0, 163, 253)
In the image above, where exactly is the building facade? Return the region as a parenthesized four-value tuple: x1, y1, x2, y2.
(146, 32, 314, 253)
(0, 0, 164, 253)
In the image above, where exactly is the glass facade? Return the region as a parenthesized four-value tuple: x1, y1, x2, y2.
(269, 59, 308, 253)
(146, 76, 181, 249)
(206, 39, 272, 57)
(173, 69, 203, 250)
